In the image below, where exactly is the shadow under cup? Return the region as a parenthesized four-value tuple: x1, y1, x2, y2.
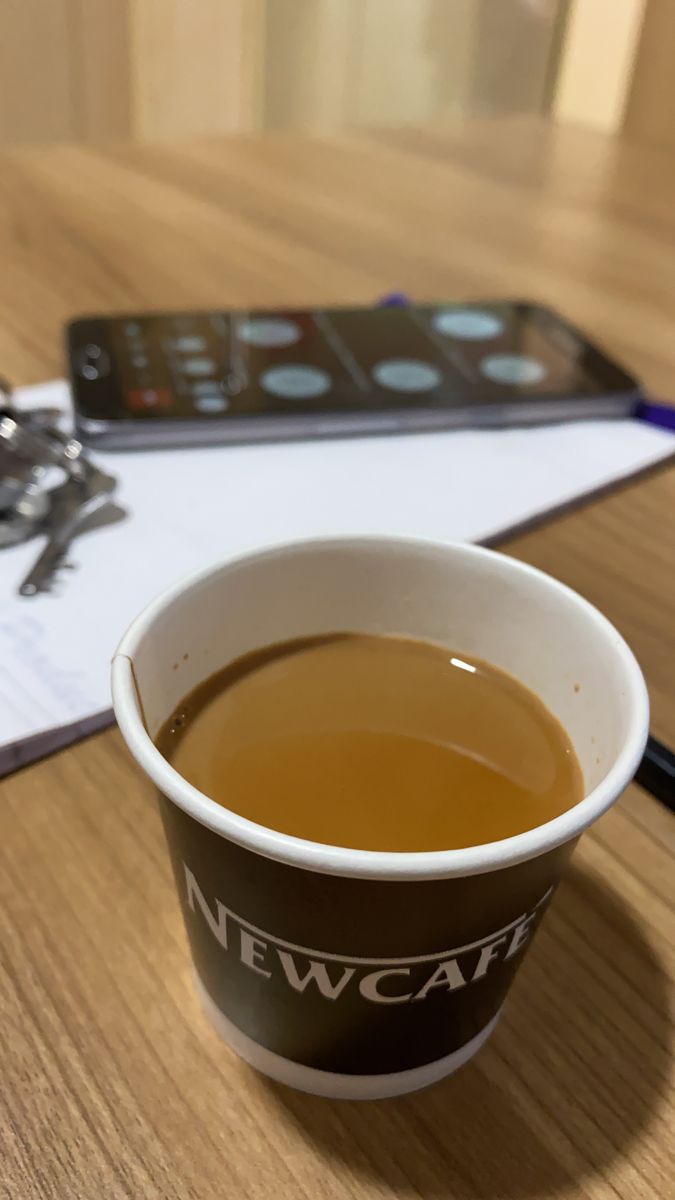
(112, 538, 648, 1099)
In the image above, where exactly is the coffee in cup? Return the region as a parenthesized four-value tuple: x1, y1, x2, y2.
(157, 632, 584, 852)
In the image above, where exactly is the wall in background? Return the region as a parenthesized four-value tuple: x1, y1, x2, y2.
(130, 0, 263, 140)
(0, 0, 262, 145)
(624, 0, 675, 148)
(0, 0, 129, 144)
(263, 0, 562, 133)
(0, 0, 561, 145)
(551, 0, 647, 133)
(0, 0, 670, 148)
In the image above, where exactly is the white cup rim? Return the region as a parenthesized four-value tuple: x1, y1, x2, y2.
(112, 536, 649, 881)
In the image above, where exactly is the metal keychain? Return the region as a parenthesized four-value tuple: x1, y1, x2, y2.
(0, 379, 125, 593)
(19, 464, 118, 595)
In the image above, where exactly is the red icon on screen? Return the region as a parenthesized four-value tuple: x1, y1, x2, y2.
(127, 388, 172, 411)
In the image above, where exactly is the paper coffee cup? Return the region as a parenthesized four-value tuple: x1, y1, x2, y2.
(112, 538, 648, 1099)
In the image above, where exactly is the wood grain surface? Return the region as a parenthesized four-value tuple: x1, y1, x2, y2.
(503, 466, 675, 744)
(0, 119, 673, 1198)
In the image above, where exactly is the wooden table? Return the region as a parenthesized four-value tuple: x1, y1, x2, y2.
(0, 119, 673, 1199)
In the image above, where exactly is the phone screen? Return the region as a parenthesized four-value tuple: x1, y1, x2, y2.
(69, 302, 636, 423)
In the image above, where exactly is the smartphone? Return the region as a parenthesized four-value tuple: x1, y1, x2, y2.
(67, 301, 639, 450)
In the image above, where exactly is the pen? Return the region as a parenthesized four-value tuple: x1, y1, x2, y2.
(378, 291, 410, 306)
(635, 400, 675, 433)
(635, 735, 675, 812)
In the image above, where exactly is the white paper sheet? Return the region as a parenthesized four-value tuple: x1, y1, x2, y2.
(1, 379, 672, 773)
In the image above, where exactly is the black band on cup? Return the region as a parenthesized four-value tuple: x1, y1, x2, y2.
(160, 796, 575, 1077)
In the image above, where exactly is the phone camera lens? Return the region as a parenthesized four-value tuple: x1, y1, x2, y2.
(76, 344, 110, 380)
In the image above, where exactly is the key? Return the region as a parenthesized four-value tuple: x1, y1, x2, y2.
(19, 466, 117, 596)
